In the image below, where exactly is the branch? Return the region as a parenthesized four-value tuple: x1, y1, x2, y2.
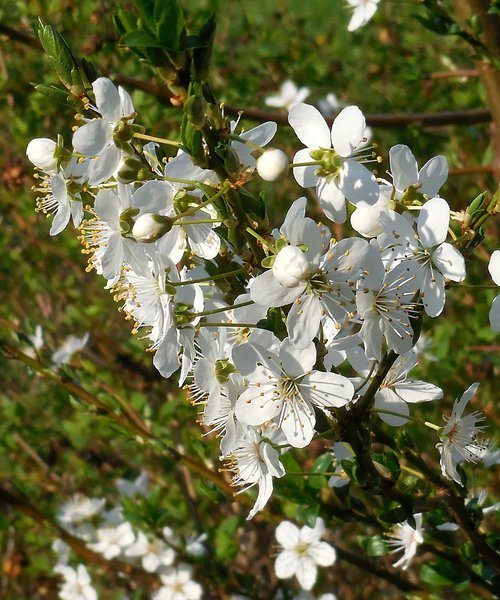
(0, 483, 158, 584)
(0, 23, 491, 129)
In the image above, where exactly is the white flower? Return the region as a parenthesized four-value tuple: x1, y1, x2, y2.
(317, 93, 341, 117)
(125, 531, 175, 572)
(386, 513, 423, 570)
(26, 138, 57, 172)
(34, 157, 87, 236)
(229, 426, 285, 519)
(373, 349, 443, 426)
(439, 383, 488, 486)
(116, 471, 149, 497)
(72, 77, 135, 185)
(55, 564, 97, 600)
(57, 494, 104, 526)
(328, 442, 354, 488)
(379, 199, 466, 317)
(357, 261, 421, 361)
(256, 148, 289, 181)
(52, 333, 90, 367)
(289, 103, 379, 223)
(346, 0, 380, 31)
(274, 518, 336, 591)
(153, 564, 203, 600)
(389, 144, 448, 199)
(265, 80, 310, 110)
(234, 340, 354, 448)
(488, 250, 500, 332)
(81, 185, 148, 280)
(87, 522, 135, 559)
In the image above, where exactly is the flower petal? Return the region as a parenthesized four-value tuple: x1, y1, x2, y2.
(275, 521, 300, 548)
(318, 179, 346, 223)
(375, 387, 409, 426)
(331, 105, 366, 156)
(308, 541, 337, 566)
(275, 550, 299, 579)
(417, 197, 450, 247)
(418, 155, 448, 196)
(389, 145, 418, 192)
(73, 120, 112, 156)
(93, 77, 122, 121)
(289, 103, 331, 149)
(432, 243, 466, 282)
(338, 160, 379, 206)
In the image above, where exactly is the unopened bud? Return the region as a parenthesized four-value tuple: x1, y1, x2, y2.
(256, 148, 288, 181)
(26, 138, 57, 171)
(132, 213, 173, 243)
(273, 245, 311, 287)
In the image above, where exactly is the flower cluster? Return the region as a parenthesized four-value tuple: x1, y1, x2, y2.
(53, 473, 204, 600)
(28, 76, 493, 527)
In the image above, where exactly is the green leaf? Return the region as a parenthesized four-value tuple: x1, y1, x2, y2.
(420, 561, 469, 587)
(120, 29, 163, 48)
(132, 0, 156, 30)
(296, 504, 320, 528)
(215, 516, 240, 560)
(154, 0, 185, 50)
(366, 535, 388, 557)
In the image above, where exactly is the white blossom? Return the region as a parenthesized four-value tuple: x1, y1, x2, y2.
(274, 518, 336, 590)
(386, 513, 423, 570)
(439, 383, 488, 485)
(289, 103, 378, 223)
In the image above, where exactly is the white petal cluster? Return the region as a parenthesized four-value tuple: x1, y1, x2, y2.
(274, 518, 336, 590)
(28, 73, 493, 525)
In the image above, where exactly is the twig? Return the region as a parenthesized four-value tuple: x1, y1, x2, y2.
(426, 69, 479, 79)
(0, 23, 492, 129)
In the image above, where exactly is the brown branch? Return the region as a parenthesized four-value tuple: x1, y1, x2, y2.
(449, 166, 494, 176)
(223, 105, 492, 128)
(427, 69, 479, 79)
(0, 23, 491, 129)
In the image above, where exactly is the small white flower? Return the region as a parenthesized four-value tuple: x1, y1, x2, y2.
(389, 144, 448, 199)
(379, 200, 466, 317)
(125, 531, 175, 572)
(52, 333, 89, 367)
(374, 350, 443, 426)
(234, 340, 354, 448)
(274, 518, 336, 591)
(439, 383, 488, 486)
(55, 564, 97, 600)
(289, 103, 379, 223)
(87, 522, 135, 559)
(153, 564, 203, 600)
(265, 80, 310, 110)
(57, 494, 104, 526)
(228, 426, 285, 520)
(386, 513, 423, 570)
(72, 77, 135, 185)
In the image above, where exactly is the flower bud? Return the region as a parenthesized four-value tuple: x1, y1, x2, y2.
(273, 245, 311, 287)
(350, 205, 385, 238)
(256, 148, 289, 181)
(26, 138, 57, 171)
(132, 213, 173, 243)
